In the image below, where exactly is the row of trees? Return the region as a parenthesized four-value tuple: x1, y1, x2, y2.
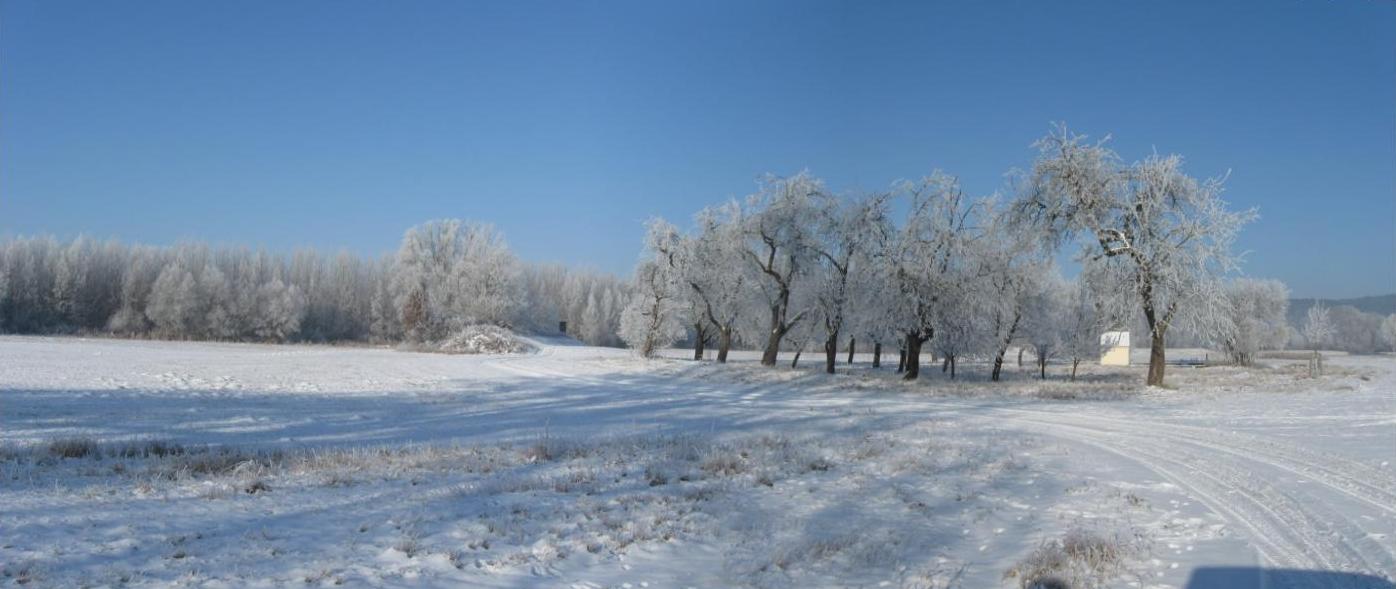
(0, 221, 630, 345)
(619, 127, 1292, 385)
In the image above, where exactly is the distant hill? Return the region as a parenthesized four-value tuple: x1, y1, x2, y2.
(1288, 293, 1396, 325)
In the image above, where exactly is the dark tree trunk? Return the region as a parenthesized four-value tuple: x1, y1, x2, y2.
(791, 348, 802, 369)
(1070, 359, 1080, 381)
(872, 342, 882, 368)
(716, 326, 732, 363)
(897, 348, 906, 373)
(693, 323, 707, 361)
(942, 356, 950, 372)
(1038, 355, 1047, 379)
(760, 303, 784, 366)
(903, 331, 929, 381)
(823, 329, 839, 374)
(1148, 330, 1167, 386)
(1017, 347, 1024, 367)
(949, 355, 957, 379)
(990, 314, 1021, 382)
(847, 337, 855, 364)
(762, 329, 782, 366)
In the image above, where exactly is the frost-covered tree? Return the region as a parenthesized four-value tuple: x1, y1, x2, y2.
(738, 173, 823, 366)
(618, 258, 683, 358)
(970, 215, 1038, 382)
(1217, 278, 1289, 366)
(199, 261, 237, 339)
(1303, 303, 1333, 377)
(1021, 274, 1070, 380)
(1059, 270, 1108, 381)
(579, 290, 608, 346)
(1381, 314, 1396, 353)
(391, 220, 523, 342)
(645, 219, 714, 360)
(808, 193, 891, 374)
(683, 203, 751, 362)
(1016, 126, 1256, 386)
(887, 172, 985, 380)
(146, 263, 199, 338)
(253, 279, 306, 341)
(1329, 306, 1386, 354)
(930, 278, 977, 379)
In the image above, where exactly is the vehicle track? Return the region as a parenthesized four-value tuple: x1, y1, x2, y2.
(1002, 414, 1395, 584)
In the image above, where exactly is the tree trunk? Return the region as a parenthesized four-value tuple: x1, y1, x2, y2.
(991, 314, 1021, 382)
(791, 348, 802, 369)
(903, 332, 925, 381)
(897, 348, 906, 373)
(693, 323, 706, 361)
(1038, 355, 1047, 379)
(1070, 359, 1080, 381)
(872, 342, 882, 368)
(760, 304, 784, 366)
(1017, 347, 1024, 367)
(942, 356, 950, 372)
(823, 329, 838, 374)
(762, 329, 782, 366)
(1147, 329, 1167, 386)
(847, 337, 855, 364)
(949, 355, 957, 379)
(716, 326, 732, 363)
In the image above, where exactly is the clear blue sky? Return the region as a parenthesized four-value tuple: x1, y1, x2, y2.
(2, 1, 1392, 298)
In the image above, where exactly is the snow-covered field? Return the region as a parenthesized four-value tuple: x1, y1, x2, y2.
(1, 336, 1392, 588)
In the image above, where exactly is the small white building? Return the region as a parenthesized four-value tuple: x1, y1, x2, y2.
(1100, 331, 1130, 366)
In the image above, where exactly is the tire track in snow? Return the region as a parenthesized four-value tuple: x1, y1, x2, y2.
(935, 401, 1396, 519)
(1002, 415, 1394, 582)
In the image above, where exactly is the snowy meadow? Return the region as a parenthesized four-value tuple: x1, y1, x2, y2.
(1, 336, 1392, 588)
(3, 128, 1394, 589)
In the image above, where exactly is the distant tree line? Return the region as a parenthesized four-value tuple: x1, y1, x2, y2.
(1288, 303, 1396, 355)
(0, 220, 629, 346)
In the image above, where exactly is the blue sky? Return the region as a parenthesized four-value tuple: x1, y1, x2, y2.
(2, 0, 1392, 297)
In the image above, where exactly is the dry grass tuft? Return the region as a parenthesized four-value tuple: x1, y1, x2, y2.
(1003, 528, 1135, 589)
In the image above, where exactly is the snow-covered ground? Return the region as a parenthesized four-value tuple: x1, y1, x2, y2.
(1, 335, 1392, 588)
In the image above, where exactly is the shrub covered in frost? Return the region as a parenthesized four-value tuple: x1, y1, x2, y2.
(433, 324, 536, 355)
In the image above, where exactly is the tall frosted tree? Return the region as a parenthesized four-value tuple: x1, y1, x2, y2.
(738, 173, 822, 366)
(1016, 126, 1255, 386)
(808, 193, 890, 374)
(887, 172, 984, 380)
(684, 203, 751, 362)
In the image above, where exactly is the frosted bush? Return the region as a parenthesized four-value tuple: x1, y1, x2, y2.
(435, 325, 536, 355)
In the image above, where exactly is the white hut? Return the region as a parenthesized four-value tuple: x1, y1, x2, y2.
(1100, 331, 1130, 366)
